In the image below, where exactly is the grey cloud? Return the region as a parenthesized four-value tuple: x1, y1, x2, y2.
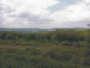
(13, 13, 53, 25)
(0, 0, 89, 28)
(62, 19, 90, 28)
(0, 3, 12, 14)
(0, 2, 53, 27)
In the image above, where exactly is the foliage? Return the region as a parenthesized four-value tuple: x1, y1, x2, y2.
(0, 30, 89, 68)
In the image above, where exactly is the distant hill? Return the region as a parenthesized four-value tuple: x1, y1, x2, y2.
(0, 28, 56, 32)
(0, 27, 89, 32)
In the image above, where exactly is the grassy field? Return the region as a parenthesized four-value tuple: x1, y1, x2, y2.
(0, 30, 90, 68)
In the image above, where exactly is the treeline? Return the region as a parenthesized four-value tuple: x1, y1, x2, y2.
(0, 30, 89, 42)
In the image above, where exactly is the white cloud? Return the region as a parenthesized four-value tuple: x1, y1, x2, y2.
(5, 0, 59, 15)
(0, 0, 90, 28)
(50, 0, 90, 26)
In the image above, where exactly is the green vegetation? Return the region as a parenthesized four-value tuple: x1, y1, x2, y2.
(0, 30, 90, 68)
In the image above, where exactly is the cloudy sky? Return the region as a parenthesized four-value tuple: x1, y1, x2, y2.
(0, 0, 90, 28)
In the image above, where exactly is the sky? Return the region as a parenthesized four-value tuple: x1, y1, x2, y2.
(0, 0, 90, 28)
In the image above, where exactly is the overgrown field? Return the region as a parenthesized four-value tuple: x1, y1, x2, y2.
(0, 30, 90, 68)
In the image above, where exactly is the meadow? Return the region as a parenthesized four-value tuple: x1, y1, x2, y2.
(0, 30, 90, 68)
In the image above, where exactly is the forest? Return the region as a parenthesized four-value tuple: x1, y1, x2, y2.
(0, 29, 90, 68)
